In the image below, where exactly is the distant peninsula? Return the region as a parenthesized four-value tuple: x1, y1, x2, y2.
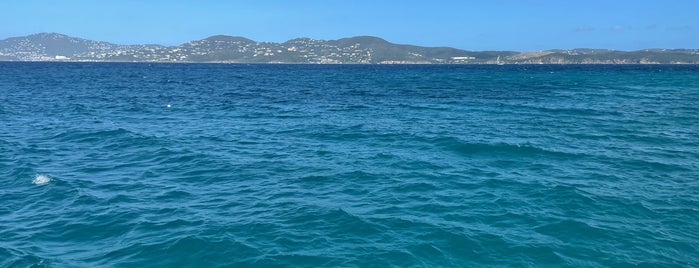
(1, 33, 698, 64)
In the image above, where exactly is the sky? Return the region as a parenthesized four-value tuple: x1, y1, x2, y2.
(2, 0, 698, 51)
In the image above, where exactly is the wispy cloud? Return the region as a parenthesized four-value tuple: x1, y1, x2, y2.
(574, 26, 595, 32)
(666, 25, 692, 31)
(611, 25, 632, 32)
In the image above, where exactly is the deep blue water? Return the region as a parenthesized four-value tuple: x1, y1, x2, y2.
(1, 63, 698, 267)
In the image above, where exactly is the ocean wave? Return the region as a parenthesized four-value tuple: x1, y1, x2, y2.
(50, 128, 133, 142)
(525, 105, 623, 117)
(92, 235, 261, 267)
(0, 251, 49, 268)
(428, 136, 585, 160)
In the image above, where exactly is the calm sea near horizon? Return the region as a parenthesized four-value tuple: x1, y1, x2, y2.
(1, 62, 698, 267)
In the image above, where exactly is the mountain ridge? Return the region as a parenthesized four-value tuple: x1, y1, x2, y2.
(1, 33, 698, 64)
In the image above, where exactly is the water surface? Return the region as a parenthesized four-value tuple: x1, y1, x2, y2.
(1, 63, 698, 267)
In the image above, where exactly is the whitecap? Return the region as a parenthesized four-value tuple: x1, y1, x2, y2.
(32, 174, 52, 185)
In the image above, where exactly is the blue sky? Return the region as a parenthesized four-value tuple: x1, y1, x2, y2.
(2, 0, 697, 51)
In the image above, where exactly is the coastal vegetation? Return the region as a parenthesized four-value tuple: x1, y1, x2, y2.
(2, 33, 698, 64)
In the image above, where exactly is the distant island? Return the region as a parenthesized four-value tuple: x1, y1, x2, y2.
(1, 33, 698, 64)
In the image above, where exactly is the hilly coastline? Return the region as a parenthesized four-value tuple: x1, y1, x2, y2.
(1, 33, 698, 64)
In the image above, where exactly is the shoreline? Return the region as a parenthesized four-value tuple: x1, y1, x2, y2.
(1, 60, 698, 65)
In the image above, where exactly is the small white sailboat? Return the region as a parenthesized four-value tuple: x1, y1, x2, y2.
(496, 56, 505, 65)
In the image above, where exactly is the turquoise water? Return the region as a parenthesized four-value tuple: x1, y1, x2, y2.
(1, 63, 698, 267)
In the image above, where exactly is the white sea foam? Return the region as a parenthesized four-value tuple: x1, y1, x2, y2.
(32, 174, 52, 185)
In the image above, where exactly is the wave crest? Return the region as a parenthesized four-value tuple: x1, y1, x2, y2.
(32, 174, 52, 185)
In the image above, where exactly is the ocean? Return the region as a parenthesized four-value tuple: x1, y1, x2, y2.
(1, 63, 698, 267)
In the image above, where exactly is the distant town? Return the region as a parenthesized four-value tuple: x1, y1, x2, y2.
(1, 33, 699, 64)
